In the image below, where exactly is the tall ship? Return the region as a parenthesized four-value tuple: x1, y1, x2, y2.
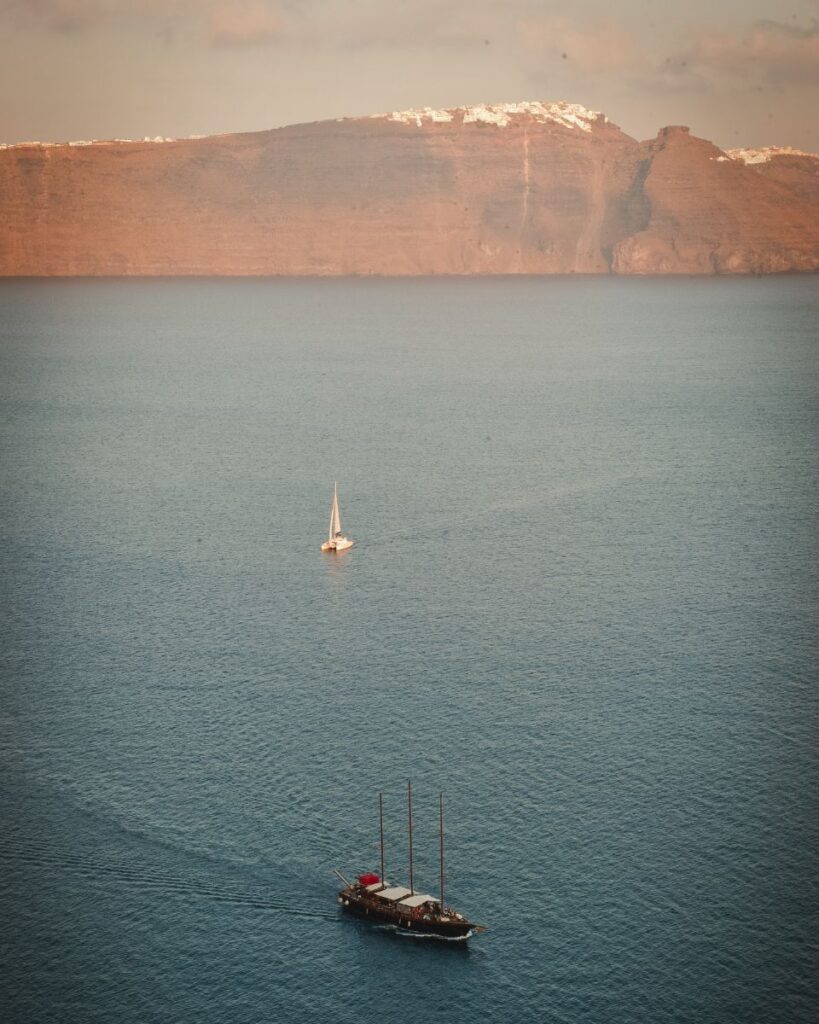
(335, 783, 485, 941)
(321, 482, 354, 552)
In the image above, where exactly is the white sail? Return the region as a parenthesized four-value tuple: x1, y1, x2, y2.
(322, 481, 353, 551)
(329, 482, 342, 540)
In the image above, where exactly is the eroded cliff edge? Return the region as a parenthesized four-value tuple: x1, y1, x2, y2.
(1, 103, 817, 276)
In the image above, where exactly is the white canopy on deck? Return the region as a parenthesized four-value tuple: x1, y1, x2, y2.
(398, 893, 438, 909)
(375, 886, 412, 902)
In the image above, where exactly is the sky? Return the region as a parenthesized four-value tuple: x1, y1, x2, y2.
(1, 0, 818, 151)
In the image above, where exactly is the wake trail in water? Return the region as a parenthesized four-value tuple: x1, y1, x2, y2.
(0, 839, 340, 924)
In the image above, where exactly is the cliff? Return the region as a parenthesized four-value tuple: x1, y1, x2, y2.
(1, 102, 817, 276)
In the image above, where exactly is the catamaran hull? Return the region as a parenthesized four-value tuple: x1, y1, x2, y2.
(321, 540, 354, 552)
(338, 892, 474, 940)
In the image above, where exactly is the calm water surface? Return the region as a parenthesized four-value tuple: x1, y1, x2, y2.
(1, 277, 817, 1023)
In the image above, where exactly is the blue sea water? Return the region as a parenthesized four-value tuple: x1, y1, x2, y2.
(1, 276, 817, 1024)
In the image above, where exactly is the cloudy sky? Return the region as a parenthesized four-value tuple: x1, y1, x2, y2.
(1, 0, 818, 150)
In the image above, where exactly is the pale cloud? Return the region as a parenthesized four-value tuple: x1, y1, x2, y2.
(518, 14, 649, 74)
(666, 20, 819, 87)
(336, 0, 496, 50)
(0, 0, 295, 44)
(209, 1, 287, 47)
(0, 0, 517, 49)
(3, 1, 819, 86)
(1, 0, 106, 30)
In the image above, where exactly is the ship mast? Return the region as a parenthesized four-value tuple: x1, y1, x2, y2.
(378, 792, 385, 883)
(439, 792, 445, 912)
(407, 780, 414, 896)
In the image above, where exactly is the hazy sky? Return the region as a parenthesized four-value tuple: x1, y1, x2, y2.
(2, 0, 818, 150)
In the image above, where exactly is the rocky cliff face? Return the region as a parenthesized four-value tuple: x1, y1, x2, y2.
(612, 129, 819, 274)
(1, 102, 817, 276)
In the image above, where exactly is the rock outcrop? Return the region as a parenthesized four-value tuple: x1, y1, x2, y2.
(611, 128, 819, 274)
(1, 102, 817, 276)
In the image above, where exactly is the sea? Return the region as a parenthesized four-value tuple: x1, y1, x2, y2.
(1, 276, 817, 1024)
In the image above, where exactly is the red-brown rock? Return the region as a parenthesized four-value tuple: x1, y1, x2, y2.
(1, 103, 817, 276)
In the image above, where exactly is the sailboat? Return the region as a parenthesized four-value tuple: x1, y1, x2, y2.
(334, 783, 485, 941)
(321, 482, 354, 552)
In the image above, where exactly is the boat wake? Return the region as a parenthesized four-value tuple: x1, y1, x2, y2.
(0, 839, 339, 923)
(395, 927, 473, 942)
(366, 922, 472, 943)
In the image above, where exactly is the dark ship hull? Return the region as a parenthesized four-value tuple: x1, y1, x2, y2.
(338, 888, 475, 940)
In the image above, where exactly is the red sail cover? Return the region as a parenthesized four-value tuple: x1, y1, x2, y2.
(358, 873, 380, 886)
